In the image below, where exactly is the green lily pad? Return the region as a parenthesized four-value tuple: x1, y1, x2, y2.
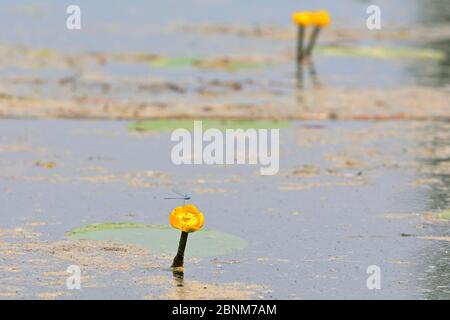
(67, 222, 247, 257)
(221, 61, 267, 71)
(149, 57, 267, 71)
(437, 209, 450, 220)
(317, 45, 446, 61)
(149, 57, 197, 68)
(128, 119, 289, 133)
(31, 48, 57, 59)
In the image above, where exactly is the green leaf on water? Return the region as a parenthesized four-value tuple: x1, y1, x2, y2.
(31, 48, 57, 59)
(149, 57, 198, 68)
(316, 45, 446, 61)
(228, 61, 266, 70)
(149, 57, 268, 71)
(67, 223, 247, 257)
(128, 119, 289, 133)
(437, 209, 450, 220)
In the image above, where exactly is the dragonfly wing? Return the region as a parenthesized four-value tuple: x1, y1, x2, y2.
(172, 188, 190, 200)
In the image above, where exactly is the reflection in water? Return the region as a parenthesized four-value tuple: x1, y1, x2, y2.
(296, 59, 321, 105)
(173, 268, 184, 287)
(416, 0, 450, 25)
(415, 122, 450, 211)
(409, 37, 450, 87)
(167, 267, 257, 299)
(408, 0, 450, 87)
(296, 59, 321, 89)
(307, 60, 321, 88)
(405, 1, 450, 299)
(418, 238, 450, 299)
(413, 122, 450, 299)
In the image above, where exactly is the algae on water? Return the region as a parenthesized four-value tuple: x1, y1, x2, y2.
(437, 209, 450, 220)
(317, 45, 446, 61)
(128, 119, 289, 133)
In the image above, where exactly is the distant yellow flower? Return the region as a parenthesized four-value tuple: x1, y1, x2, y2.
(35, 161, 56, 169)
(311, 10, 331, 27)
(169, 204, 204, 233)
(292, 11, 312, 26)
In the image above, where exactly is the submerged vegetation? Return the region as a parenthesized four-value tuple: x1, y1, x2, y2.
(128, 119, 290, 133)
(316, 45, 446, 61)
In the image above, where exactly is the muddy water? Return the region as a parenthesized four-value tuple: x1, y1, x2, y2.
(0, 119, 449, 299)
(0, 0, 449, 300)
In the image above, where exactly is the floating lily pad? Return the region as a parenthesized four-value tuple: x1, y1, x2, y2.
(437, 209, 450, 220)
(149, 57, 197, 68)
(31, 48, 57, 59)
(149, 57, 267, 71)
(317, 45, 446, 61)
(67, 223, 247, 257)
(128, 119, 289, 133)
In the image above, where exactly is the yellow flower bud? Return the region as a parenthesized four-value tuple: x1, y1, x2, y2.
(311, 10, 331, 27)
(292, 11, 313, 26)
(169, 204, 204, 233)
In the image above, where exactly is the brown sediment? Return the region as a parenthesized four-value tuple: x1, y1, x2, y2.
(280, 164, 367, 191)
(280, 180, 364, 191)
(163, 279, 266, 300)
(0, 292, 19, 297)
(0, 143, 32, 153)
(78, 170, 171, 188)
(277, 120, 443, 199)
(174, 22, 450, 43)
(381, 211, 449, 225)
(418, 236, 450, 242)
(0, 45, 275, 71)
(0, 43, 449, 122)
(0, 266, 20, 272)
(36, 291, 66, 300)
(0, 227, 41, 240)
(0, 86, 449, 121)
(0, 225, 164, 298)
(0, 223, 264, 299)
(2, 169, 171, 188)
(384, 213, 421, 220)
(193, 187, 232, 194)
(138, 274, 266, 300)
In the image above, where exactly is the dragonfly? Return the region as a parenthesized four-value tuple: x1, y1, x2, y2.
(164, 189, 191, 205)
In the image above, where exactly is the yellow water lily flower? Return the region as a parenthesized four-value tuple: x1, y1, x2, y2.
(292, 11, 312, 26)
(311, 10, 331, 27)
(169, 204, 204, 233)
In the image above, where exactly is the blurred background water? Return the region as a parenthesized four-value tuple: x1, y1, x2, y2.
(0, 0, 424, 52)
(0, 0, 448, 106)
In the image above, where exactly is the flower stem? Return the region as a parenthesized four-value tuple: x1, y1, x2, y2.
(296, 25, 305, 63)
(305, 26, 321, 58)
(172, 231, 188, 268)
